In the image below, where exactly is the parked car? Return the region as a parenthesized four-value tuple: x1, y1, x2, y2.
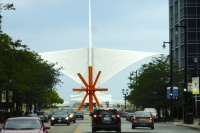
(0, 117, 50, 133)
(91, 108, 121, 132)
(144, 108, 158, 121)
(75, 110, 84, 120)
(126, 113, 134, 121)
(37, 112, 49, 122)
(121, 109, 132, 117)
(50, 110, 70, 126)
(132, 111, 154, 129)
(61, 108, 76, 123)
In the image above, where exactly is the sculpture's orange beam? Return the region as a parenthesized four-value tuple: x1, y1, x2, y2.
(88, 66, 93, 111)
(73, 66, 108, 111)
(77, 73, 88, 88)
(77, 93, 88, 110)
(73, 88, 108, 92)
(93, 71, 101, 87)
(73, 89, 87, 92)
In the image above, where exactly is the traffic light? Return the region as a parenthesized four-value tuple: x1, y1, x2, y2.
(184, 88, 187, 92)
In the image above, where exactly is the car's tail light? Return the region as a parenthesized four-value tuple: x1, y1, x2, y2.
(93, 114, 98, 118)
(115, 114, 120, 118)
(133, 117, 138, 120)
(148, 117, 153, 120)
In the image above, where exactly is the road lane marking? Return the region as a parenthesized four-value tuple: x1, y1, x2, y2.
(74, 124, 83, 133)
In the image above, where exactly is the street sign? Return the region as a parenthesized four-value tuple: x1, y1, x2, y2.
(167, 87, 178, 99)
(192, 77, 199, 94)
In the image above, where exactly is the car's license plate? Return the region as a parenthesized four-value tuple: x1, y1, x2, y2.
(58, 120, 62, 122)
(140, 119, 146, 121)
(78, 116, 80, 117)
(104, 117, 110, 121)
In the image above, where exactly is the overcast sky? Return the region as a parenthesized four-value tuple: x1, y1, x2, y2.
(1, 0, 169, 101)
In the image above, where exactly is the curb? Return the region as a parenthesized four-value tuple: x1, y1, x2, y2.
(175, 123, 200, 130)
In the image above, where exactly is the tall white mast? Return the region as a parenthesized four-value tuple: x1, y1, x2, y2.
(88, 0, 92, 66)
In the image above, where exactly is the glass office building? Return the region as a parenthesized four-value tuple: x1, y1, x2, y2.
(169, 0, 200, 116)
(169, 0, 200, 80)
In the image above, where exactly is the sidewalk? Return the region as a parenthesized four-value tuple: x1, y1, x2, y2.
(174, 117, 200, 130)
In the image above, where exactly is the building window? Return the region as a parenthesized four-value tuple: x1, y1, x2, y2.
(186, 0, 197, 3)
(197, 7, 200, 17)
(197, 32, 200, 43)
(188, 32, 196, 41)
(188, 44, 197, 53)
(197, 20, 200, 28)
(188, 19, 196, 28)
(187, 7, 196, 18)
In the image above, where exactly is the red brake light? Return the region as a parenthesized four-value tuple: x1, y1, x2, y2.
(116, 114, 120, 118)
(93, 114, 98, 118)
(148, 117, 153, 120)
(133, 117, 138, 120)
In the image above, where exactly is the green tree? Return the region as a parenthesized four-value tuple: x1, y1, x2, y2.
(127, 54, 184, 111)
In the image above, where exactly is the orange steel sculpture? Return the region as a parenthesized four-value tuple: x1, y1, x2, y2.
(73, 66, 108, 111)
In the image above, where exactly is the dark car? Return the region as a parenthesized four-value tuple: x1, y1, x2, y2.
(91, 108, 121, 132)
(44, 111, 52, 119)
(126, 113, 134, 121)
(0, 117, 50, 133)
(75, 110, 84, 120)
(37, 112, 49, 122)
(132, 111, 154, 129)
(61, 108, 76, 123)
(50, 110, 70, 126)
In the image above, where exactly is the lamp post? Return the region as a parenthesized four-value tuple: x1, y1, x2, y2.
(193, 57, 198, 117)
(161, 77, 170, 123)
(162, 40, 174, 122)
(122, 89, 129, 109)
(175, 24, 187, 123)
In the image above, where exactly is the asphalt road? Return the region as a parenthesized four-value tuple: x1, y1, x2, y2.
(42, 115, 200, 133)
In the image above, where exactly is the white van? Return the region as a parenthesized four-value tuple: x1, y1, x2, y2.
(144, 108, 158, 120)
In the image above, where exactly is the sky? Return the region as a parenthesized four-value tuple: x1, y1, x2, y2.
(1, 0, 169, 101)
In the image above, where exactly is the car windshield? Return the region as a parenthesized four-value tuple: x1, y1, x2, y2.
(145, 109, 156, 112)
(62, 109, 74, 113)
(4, 120, 41, 129)
(135, 111, 151, 117)
(53, 111, 68, 115)
(76, 111, 83, 114)
(38, 112, 46, 115)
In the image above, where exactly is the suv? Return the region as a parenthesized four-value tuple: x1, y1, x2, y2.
(61, 108, 76, 123)
(144, 108, 158, 121)
(91, 108, 121, 132)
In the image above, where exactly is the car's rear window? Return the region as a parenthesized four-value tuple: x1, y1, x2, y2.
(144, 109, 156, 112)
(96, 110, 117, 115)
(125, 110, 131, 112)
(135, 111, 151, 117)
(4, 119, 41, 129)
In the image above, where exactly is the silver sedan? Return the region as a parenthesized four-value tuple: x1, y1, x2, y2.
(132, 111, 154, 129)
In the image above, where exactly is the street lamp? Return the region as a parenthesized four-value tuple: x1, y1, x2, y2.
(122, 89, 129, 109)
(175, 24, 187, 123)
(160, 77, 170, 123)
(162, 39, 174, 122)
(193, 57, 198, 117)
